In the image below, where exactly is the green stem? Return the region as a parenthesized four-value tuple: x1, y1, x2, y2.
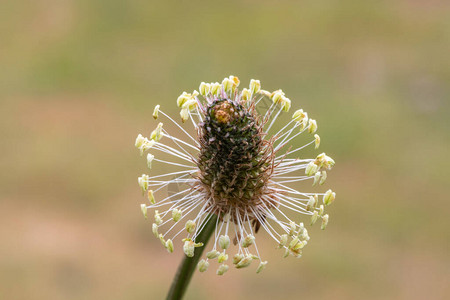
(166, 214, 218, 300)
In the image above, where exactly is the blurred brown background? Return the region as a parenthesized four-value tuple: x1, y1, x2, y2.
(1, 0, 449, 299)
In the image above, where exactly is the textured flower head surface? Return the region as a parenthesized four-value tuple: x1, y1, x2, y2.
(135, 76, 336, 275)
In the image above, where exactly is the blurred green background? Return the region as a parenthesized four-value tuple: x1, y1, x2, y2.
(1, 0, 449, 299)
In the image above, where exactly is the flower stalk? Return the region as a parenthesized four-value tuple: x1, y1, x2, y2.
(166, 214, 218, 300)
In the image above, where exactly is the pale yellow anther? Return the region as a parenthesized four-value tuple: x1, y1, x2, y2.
(305, 161, 319, 176)
(199, 82, 210, 96)
(222, 78, 233, 93)
(146, 153, 154, 169)
(177, 92, 190, 107)
(152, 223, 158, 237)
(323, 189, 336, 206)
(153, 105, 160, 119)
(313, 172, 321, 186)
(281, 96, 291, 112)
(283, 248, 290, 258)
(138, 174, 149, 193)
(185, 220, 196, 234)
(135, 134, 145, 148)
(289, 237, 305, 251)
(140, 204, 148, 219)
(319, 171, 327, 185)
(147, 190, 155, 204)
(198, 259, 209, 272)
(250, 79, 261, 94)
(142, 139, 156, 155)
(289, 221, 296, 236)
(321, 214, 329, 230)
(180, 108, 189, 123)
(314, 134, 320, 149)
(256, 261, 268, 274)
(315, 153, 335, 170)
(300, 230, 310, 241)
(278, 234, 288, 248)
(319, 204, 324, 216)
(229, 75, 240, 87)
(315, 153, 326, 165)
(194, 242, 204, 248)
(216, 264, 229, 275)
(292, 109, 308, 122)
(143, 139, 156, 156)
(150, 123, 164, 142)
(206, 250, 220, 259)
(218, 252, 228, 263)
(172, 208, 182, 222)
(233, 254, 244, 265)
(241, 235, 255, 248)
(154, 210, 162, 225)
(271, 90, 285, 104)
(289, 237, 299, 249)
(219, 235, 230, 250)
(211, 82, 221, 96)
(236, 254, 253, 269)
(298, 222, 305, 234)
(182, 99, 198, 111)
(240, 88, 251, 101)
(326, 158, 335, 170)
(183, 240, 195, 257)
(271, 89, 285, 98)
(158, 233, 166, 246)
(306, 196, 316, 211)
(308, 119, 318, 134)
(259, 89, 272, 97)
(310, 211, 319, 225)
(292, 240, 305, 251)
(166, 239, 174, 253)
(136, 135, 156, 156)
(299, 117, 309, 131)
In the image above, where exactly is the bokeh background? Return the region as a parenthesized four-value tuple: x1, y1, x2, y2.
(1, 0, 449, 299)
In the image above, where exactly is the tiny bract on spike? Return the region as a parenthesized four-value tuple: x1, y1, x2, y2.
(133, 76, 336, 275)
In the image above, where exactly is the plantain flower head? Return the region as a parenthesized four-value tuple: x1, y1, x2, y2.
(135, 76, 336, 274)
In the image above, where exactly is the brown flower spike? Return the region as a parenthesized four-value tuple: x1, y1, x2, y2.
(136, 76, 336, 275)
